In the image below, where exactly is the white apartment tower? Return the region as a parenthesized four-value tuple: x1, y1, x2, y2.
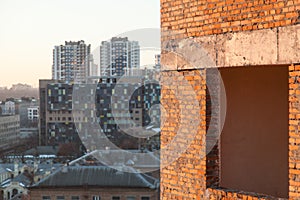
(52, 40, 91, 83)
(100, 37, 140, 76)
(27, 106, 39, 121)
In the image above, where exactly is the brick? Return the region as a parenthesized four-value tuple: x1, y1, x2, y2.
(162, 0, 298, 38)
(161, 0, 300, 198)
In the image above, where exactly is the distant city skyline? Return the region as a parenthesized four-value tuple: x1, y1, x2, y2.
(0, 0, 160, 87)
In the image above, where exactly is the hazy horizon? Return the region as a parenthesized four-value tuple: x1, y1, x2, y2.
(0, 0, 160, 88)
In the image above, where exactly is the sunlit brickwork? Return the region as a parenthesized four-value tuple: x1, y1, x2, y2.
(160, 0, 300, 199)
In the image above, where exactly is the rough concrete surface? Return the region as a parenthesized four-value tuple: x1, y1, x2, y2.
(161, 24, 300, 70)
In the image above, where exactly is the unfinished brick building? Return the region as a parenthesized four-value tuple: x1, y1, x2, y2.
(160, 0, 300, 199)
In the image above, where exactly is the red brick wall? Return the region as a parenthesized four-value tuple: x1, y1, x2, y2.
(160, 70, 207, 199)
(161, 0, 300, 39)
(288, 64, 300, 199)
(160, 0, 300, 199)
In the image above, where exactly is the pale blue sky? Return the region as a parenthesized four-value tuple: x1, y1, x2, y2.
(0, 0, 160, 87)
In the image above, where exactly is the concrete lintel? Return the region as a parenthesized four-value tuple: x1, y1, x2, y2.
(161, 25, 300, 70)
(161, 35, 217, 71)
(278, 24, 300, 64)
(217, 28, 278, 67)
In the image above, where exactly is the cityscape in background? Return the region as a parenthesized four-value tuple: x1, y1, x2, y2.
(0, 37, 161, 200)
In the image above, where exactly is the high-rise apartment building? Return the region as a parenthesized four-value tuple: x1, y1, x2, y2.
(52, 40, 91, 83)
(155, 54, 160, 66)
(100, 37, 140, 76)
(93, 71, 160, 150)
(154, 54, 161, 70)
(39, 80, 85, 155)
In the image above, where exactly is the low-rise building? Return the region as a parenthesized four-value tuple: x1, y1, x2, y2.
(0, 162, 62, 200)
(1, 174, 30, 200)
(0, 115, 20, 151)
(30, 166, 159, 200)
(19, 128, 38, 139)
(3, 101, 15, 116)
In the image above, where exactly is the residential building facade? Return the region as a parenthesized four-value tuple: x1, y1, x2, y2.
(100, 37, 140, 76)
(27, 106, 39, 121)
(52, 40, 91, 83)
(39, 79, 84, 156)
(0, 115, 20, 151)
(3, 101, 15, 116)
(154, 54, 160, 67)
(93, 73, 160, 150)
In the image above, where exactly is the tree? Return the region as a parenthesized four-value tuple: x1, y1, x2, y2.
(57, 142, 81, 157)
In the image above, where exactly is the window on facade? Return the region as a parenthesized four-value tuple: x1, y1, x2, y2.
(141, 197, 150, 200)
(56, 196, 65, 200)
(112, 197, 120, 200)
(42, 196, 51, 200)
(71, 196, 80, 200)
(92, 196, 101, 200)
(126, 197, 136, 200)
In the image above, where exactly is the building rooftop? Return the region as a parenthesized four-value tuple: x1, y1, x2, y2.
(0, 173, 32, 188)
(25, 146, 59, 156)
(31, 166, 159, 189)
